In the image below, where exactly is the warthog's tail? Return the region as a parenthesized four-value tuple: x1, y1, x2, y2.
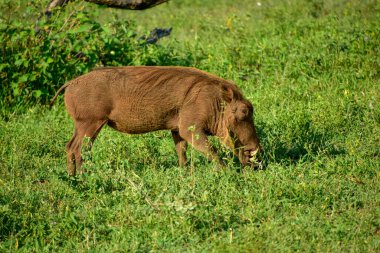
(50, 82, 70, 107)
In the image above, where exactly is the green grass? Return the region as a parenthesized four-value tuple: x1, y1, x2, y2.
(1, 0, 380, 252)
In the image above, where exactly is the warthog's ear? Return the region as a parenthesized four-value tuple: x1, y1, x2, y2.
(222, 85, 234, 103)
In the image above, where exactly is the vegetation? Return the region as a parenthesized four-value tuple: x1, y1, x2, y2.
(1, 0, 379, 252)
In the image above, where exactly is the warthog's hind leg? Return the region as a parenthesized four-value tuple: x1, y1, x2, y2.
(66, 119, 107, 176)
(66, 129, 77, 176)
(171, 130, 188, 166)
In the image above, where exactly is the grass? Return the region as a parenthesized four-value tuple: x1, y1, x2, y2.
(1, 0, 380, 252)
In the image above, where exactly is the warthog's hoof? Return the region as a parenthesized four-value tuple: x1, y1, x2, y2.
(67, 164, 76, 176)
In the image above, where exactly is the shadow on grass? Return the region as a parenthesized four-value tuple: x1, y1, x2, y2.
(256, 119, 346, 166)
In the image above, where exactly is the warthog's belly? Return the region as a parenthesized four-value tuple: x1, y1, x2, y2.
(107, 104, 179, 134)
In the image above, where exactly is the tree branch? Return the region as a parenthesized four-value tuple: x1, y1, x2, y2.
(85, 0, 169, 10)
(45, 0, 169, 17)
(37, 0, 168, 34)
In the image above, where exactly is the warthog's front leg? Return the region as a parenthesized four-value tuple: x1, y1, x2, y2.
(178, 127, 225, 167)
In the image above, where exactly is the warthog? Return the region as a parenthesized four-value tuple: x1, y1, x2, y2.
(51, 66, 261, 175)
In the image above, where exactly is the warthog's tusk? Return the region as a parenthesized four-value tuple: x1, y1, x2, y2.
(249, 149, 259, 163)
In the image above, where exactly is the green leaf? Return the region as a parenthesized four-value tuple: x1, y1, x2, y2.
(0, 63, 9, 72)
(102, 26, 111, 34)
(68, 24, 93, 34)
(18, 74, 29, 84)
(15, 59, 24, 66)
(11, 82, 19, 96)
(32, 90, 42, 98)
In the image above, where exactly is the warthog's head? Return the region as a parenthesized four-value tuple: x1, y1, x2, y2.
(222, 85, 262, 168)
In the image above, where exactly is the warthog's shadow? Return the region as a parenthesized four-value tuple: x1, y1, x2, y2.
(255, 118, 346, 167)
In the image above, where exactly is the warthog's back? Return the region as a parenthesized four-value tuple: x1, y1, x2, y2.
(64, 66, 225, 134)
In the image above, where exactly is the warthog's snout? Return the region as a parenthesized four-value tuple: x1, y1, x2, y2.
(248, 148, 263, 169)
(241, 147, 263, 169)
